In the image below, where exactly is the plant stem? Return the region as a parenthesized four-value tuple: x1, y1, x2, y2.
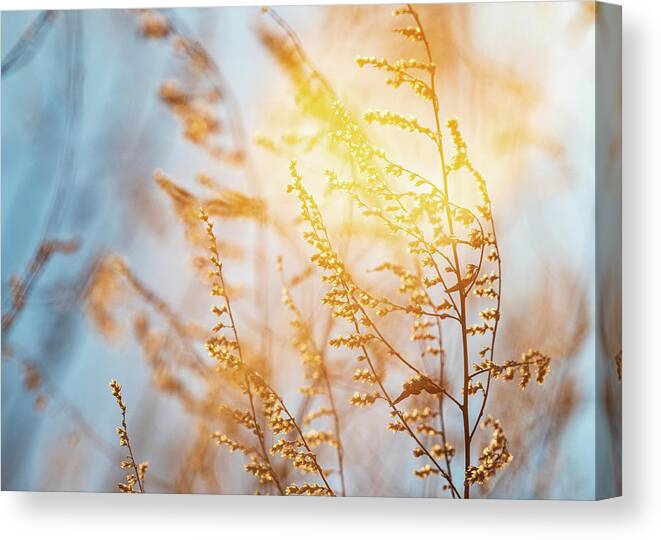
(213, 248, 285, 495)
(408, 4, 472, 497)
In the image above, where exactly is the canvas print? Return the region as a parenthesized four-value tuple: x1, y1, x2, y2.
(1, 2, 621, 499)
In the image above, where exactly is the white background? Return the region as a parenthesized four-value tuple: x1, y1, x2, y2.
(0, 0, 658, 538)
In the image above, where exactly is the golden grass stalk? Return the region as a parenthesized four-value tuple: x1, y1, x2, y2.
(109, 379, 148, 493)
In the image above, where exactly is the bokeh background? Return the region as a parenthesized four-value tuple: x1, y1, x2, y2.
(1, 2, 620, 499)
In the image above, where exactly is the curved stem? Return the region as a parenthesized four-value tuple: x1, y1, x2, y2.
(297, 192, 460, 497)
(207, 227, 285, 495)
(470, 214, 502, 440)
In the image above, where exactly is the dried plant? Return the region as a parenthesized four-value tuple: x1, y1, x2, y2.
(282, 4, 552, 498)
(109, 379, 148, 493)
(278, 256, 346, 494)
(136, 9, 246, 165)
(2, 3, 602, 499)
(200, 209, 334, 496)
(99, 3, 555, 499)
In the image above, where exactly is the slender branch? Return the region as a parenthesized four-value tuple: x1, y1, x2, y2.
(349, 314, 461, 498)
(217, 260, 285, 496)
(279, 267, 347, 495)
(293, 177, 460, 498)
(470, 213, 503, 440)
(435, 319, 455, 498)
(2, 239, 79, 338)
(407, 3, 472, 498)
(261, 7, 335, 97)
(248, 370, 335, 495)
(201, 211, 285, 495)
(2, 11, 57, 77)
(109, 380, 145, 493)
